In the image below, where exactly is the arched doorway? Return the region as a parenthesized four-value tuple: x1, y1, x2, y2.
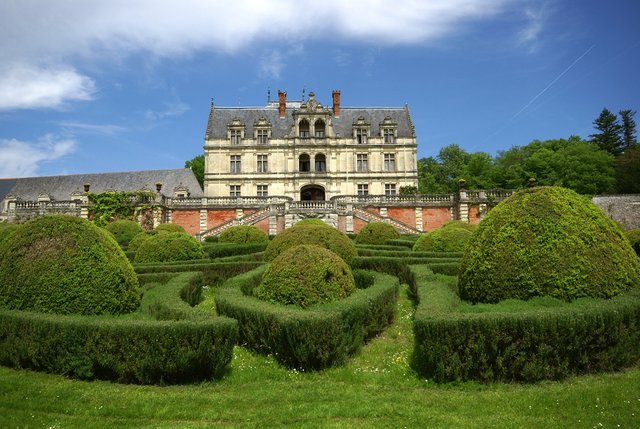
(300, 185, 325, 201)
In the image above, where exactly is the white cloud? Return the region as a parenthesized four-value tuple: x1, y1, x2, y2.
(518, 2, 553, 53)
(0, 134, 76, 177)
(259, 50, 285, 79)
(59, 121, 126, 135)
(144, 101, 190, 122)
(0, 63, 96, 111)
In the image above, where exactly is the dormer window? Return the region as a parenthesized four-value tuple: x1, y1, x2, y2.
(299, 119, 310, 138)
(228, 119, 245, 145)
(380, 116, 397, 144)
(353, 116, 370, 144)
(383, 128, 395, 144)
(173, 185, 190, 198)
(254, 117, 271, 144)
(257, 129, 268, 144)
(356, 128, 367, 144)
(314, 119, 326, 138)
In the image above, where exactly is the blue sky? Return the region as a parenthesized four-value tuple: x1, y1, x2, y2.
(0, 0, 638, 178)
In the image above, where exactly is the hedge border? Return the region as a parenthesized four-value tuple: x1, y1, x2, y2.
(134, 260, 265, 286)
(202, 242, 268, 259)
(411, 265, 640, 383)
(216, 267, 399, 370)
(0, 272, 238, 384)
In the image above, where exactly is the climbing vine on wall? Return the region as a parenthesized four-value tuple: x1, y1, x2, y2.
(88, 191, 157, 227)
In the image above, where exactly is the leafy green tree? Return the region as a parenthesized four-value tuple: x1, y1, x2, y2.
(399, 185, 418, 195)
(185, 154, 205, 189)
(619, 109, 638, 151)
(463, 152, 497, 189)
(417, 156, 449, 194)
(616, 146, 640, 193)
(590, 108, 623, 155)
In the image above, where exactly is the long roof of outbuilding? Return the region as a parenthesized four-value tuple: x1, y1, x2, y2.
(1, 168, 203, 201)
(205, 105, 416, 140)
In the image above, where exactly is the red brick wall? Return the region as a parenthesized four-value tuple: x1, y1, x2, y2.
(276, 215, 285, 234)
(171, 210, 200, 236)
(353, 217, 368, 233)
(387, 207, 416, 228)
(469, 206, 481, 224)
(207, 210, 236, 229)
(254, 218, 269, 234)
(338, 215, 346, 233)
(422, 207, 451, 231)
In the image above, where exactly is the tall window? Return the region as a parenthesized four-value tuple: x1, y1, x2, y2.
(257, 129, 268, 145)
(315, 154, 326, 172)
(299, 154, 310, 172)
(315, 119, 325, 137)
(230, 185, 241, 197)
(257, 185, 268, 197)
(355, 128, 367, 144)
(257, 154, 268, 173)
(385, 183, 396, 196)
(299, 119, 310, 138)
(357, 184, 369, 196)
(230, 155, 241, 173)
(230, 129, 242, 145)
(384, 153, 396, 171)
(383, 128, 395, 144)
(356, 154, 368, 172)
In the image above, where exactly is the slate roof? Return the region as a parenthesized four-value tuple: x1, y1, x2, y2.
(205, 105, 415, 140)
(1, 169, 203, 201)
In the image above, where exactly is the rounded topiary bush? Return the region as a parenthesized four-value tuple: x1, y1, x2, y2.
(413, 223, 475, 252)
(0, 215, 140, 315)
(128, 231, 155, 252)
(254, 244, 356, 309)
(459, 186, 640, 303)
(219, 225, 269, 244)
(0, 223, 19, 244)
(355, 222, 400, 245)
(134, 231, 204, 263)
(295, 218, 329, 227)
(155, 223, 186, 234)
(104, 219, 143, 247)
(441, 220, 477, 232)
(627, 229, 640, 256)
(264, 224, 356, 264)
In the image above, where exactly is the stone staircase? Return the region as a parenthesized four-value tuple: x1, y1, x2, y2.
(352, 207, 421, 234)
(198, 207, 273, 239)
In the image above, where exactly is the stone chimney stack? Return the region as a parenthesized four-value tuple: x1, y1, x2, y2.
(278, 90, 287, 118)
(332, 90, 341, 118)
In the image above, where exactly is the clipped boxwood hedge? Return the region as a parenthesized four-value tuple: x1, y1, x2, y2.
(264, 224, 356, 264)
(134, 232, 205, 263)
(155, 223, 186, 234)
(216, 267, 399, 370)
(355, 222, 400, 245)
(134, 260, 264, 286)
(412, 265, 640, 382)
(202, 242, 268, 259)
(104, 219, 143, 247)
(0, 215, 140, 315)
(0, 223, 18, 244)
(413, 225, 474, 252)
(627, 229, 640, 256)
(219, 225, 269, 244)
(0, 272, 237, 384)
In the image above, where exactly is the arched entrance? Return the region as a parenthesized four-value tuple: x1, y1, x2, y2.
(300, 185, 325, 201)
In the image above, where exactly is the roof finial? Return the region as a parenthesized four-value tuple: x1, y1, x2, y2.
(302, 87, 305, 101)
(267, 88, 271, 103)
(210, 97, 214, 107)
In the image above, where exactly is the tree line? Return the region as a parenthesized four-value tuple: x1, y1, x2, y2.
(416, 108, 638, 195)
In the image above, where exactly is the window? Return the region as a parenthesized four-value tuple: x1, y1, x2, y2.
(230, 155, 241, 173)
(230, 185, 241, 197)
(356, 154, 368, 172)
(385, 183, 396, 196)
(257, 129, 268, 145)
(355, 128, 367, 144)
(357, 184, 369, 196)
(299, 154, 310, 172)
(257, 185, 268, 197)
(383, 128, 395, 144)
(230, 129, 242, 145)
(315, 154, 326, 172)
(257, 154, 268, 173)
(299, 119, 310, 138)
(384, 153, 396, 171)
(314, 119, 325, 137)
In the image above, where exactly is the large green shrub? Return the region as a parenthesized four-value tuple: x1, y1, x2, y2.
(128, 231, 155, 252)
(459, 186, 640, 303)
(0, 223, 18, 244)
(355, 222, 400, 245)
(264, 224, 356, 264)
(413, 225, 474, 252)
(155, 223, 186, 234)
(295, 218, 329, 227)
(0, 215, 140, 315)
(134, 232, 205, 263)
(219, 225, 269, 244)
(255, 245, 356, 309)
(627, 229, 640, 256)
(104, 219, 143, 247)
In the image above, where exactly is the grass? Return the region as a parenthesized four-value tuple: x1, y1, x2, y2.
(1, 283, 639, 428)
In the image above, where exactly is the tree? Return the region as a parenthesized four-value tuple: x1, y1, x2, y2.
(185, 154, 204, 189)
(616, 146, 640, 193)
(619, 109, 638, 151)
(590, 108, 623, 156)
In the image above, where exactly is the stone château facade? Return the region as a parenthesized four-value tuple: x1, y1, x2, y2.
(203, 90, 418, 200)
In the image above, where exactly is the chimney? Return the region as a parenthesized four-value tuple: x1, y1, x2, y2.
(278, 90, 287, 118)
(332, 90, 341, 118)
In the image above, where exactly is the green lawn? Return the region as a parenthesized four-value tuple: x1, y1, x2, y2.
(1, 284, 638, 428)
